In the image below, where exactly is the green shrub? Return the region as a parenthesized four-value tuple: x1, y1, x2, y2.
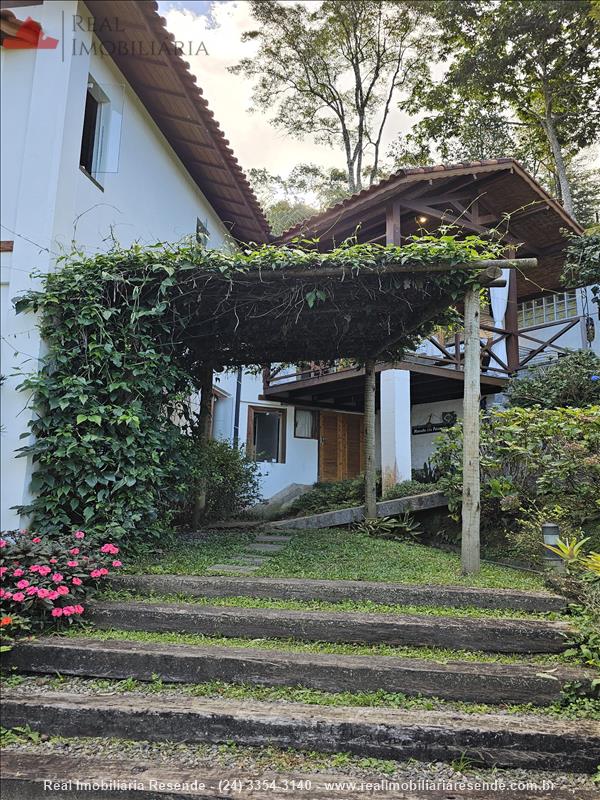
(505, 350, 600, 409)
(287, 477, 369, 517)
(382, 479, 436, 501)
(172, 437, 262, 524)
(432, 406, 600, 562)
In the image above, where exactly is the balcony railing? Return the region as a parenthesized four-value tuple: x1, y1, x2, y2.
(263, 316, 584, 391)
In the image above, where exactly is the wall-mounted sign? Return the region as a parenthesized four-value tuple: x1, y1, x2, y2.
(412, 411, 457, 436)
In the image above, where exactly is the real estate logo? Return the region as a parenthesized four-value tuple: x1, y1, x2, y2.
(3, 16, 59, 50)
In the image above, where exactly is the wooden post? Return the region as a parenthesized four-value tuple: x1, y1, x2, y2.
(385, 200, 402, 246)
(192, 363, 213, 530)
(364, 358, 377, 520)
(461, 287, 481, 575)
(505, 270, 519, 372)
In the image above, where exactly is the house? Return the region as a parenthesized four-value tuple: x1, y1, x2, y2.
(1, 2, 596, 527)
(0, 0, 268, 529)
(211, 160, 598, 501)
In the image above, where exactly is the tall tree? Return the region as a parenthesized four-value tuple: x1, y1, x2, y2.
(413, 1, 600, 218)
(232, 0, 429, 192)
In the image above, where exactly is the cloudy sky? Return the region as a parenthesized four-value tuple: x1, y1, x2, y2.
(156, 0, 414, 178)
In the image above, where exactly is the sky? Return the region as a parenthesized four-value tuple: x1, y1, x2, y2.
(157, 1, 599, 184)
(156, 0, 414, 178)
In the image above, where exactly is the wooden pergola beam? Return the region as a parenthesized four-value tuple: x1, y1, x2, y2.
(231, 258, 537, 282)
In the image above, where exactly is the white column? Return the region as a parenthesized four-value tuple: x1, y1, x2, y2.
(380, 369, 412, 493)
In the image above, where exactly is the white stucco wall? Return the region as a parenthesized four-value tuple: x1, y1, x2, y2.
(0, 1, 231, 529)
(410, 397, 464, 471)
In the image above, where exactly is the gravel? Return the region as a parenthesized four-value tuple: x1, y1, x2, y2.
(2, 736, 596, 793)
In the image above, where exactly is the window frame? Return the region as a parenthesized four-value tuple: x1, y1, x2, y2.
(518, 290, 578, 328)
(294, 408, 319, 439)
(79, 76, 109, 188)
(247, 405, 287, 463)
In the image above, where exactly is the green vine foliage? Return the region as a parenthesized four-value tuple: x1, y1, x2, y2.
(14, 234, 504, 550)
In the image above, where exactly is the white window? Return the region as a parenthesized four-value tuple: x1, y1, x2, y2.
(294, 408, 318, 439)
(518, 291, 578, 328)
(79, 76, 109, 184)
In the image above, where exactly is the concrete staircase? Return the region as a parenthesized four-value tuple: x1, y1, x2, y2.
(2, 573, 599, 797)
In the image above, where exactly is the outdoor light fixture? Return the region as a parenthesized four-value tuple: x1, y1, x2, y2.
(416, 215, 428, 224)
(542, 522, 565, 574)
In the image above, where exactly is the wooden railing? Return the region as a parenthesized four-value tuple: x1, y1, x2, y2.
(263, 316, 584, 390)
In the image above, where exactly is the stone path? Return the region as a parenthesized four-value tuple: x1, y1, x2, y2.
(206, 531, 291, 575)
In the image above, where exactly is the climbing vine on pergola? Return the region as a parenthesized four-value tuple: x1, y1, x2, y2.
(15, 235, 535, 570)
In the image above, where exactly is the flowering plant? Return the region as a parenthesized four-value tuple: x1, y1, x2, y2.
(0, 529, 123, 631)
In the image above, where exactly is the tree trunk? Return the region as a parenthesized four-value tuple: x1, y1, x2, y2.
(192, 363, 213, 530)
(461, 287, 481, 575)
(543, 113, 574, 218)
(364, 358, 377, 520)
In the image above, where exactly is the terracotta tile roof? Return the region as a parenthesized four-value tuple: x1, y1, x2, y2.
(278, 158, 579, 241)
(84, 0, 270, 242)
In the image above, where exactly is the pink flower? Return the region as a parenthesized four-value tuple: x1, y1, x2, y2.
(67, 560, 78, 567)
(51, 573, 63, 583)
(62, 606, 75, 616)
(50, 558, 58, 564)
(100, 543, 119, 555)
(89, 569, 102, 579)
(38, 566, 51, 577)
(74, 531, 85, 540)
(4, 591, 13, 599)
(56, 585, 69, 596)
(69, 548, 80, 555)
(0, 539, 6, 548)
(71, 577, 82, 586)
(0, 567, 7, 577)
(13, 568, 24, 577)
(37, 588, 50, 599)
(51, 607, 63, 618)
(16, 579, 29, 589)
(112, 560, 122, 568)
(74, 605, 84, 614)
(0, 588, 5, 598)
(12, 592, 25, 602)
(26, 586, 38, 596)
(29, 565, 40, 573)
(47, 590, 59, 601)
(32, 537, 42, 544)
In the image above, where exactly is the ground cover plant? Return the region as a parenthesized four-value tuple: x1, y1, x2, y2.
(0, 529, 121, 641)
(126, 529, 546, 590)
(286, 477, 434, 517)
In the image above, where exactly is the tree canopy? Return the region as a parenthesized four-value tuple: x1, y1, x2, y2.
(411, 0, 600, 219)
(232, 0, 429, 192)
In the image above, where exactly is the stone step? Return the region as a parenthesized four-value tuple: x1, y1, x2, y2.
(110, 574, 566, 613)
(2, 690, 598, 772)
(254, 534, 292, 543)
(87, 601, 572, 653)
(231, 556, 267, 566)
(5, 637, 596, 705)
(244, 543, 285, 553)
(4, 752, 590, 800)
(205, 565, 259, 575)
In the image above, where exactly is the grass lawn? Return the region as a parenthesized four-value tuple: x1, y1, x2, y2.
(129, 529, 547, 591)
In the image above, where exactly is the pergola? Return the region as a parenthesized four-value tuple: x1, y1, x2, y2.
(183, 254, 537, 574)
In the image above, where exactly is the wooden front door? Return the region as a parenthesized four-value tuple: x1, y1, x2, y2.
(319, 411, 364, 482)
